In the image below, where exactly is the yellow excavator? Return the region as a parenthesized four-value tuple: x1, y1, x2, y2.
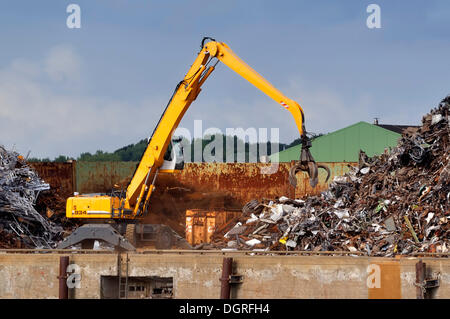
(57, 38, 329, 250)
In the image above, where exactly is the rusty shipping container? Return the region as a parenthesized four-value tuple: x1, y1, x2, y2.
(28, 161, 358, 238)
(28, 161, 358, 205)
(177, 162, 357, 202)
(74, 161, 357, 202)
(185, 209, 240, 246)
(75, 161, 138, 194)
(30, 162, 75, 196)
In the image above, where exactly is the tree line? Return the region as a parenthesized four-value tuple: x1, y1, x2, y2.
(28, 133, 321, 163)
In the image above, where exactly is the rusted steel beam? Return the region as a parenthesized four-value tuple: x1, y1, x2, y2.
(415, 260, 426, 299)
(220, 257, 233, 299)
(58, 256, 70, 299)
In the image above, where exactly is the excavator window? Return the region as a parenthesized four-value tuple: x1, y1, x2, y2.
(163, 143, 173, 161)
(174, 141, 184, 170)
(162, 139, 185, 170)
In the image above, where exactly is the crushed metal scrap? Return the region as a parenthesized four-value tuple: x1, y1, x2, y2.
(205, 96, 450, 256)
(0, 146, 64, 248)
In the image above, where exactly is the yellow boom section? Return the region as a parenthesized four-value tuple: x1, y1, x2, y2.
(66, 39, 309, 220)
(205, 41, 305, 134)
(124, 40, 306, 217)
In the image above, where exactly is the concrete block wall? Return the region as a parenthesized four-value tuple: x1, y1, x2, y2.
(0, 252, 448, 299)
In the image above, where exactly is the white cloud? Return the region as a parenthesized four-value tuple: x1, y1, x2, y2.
(0, 45, 164, 159)
(44, 45, 82, 82)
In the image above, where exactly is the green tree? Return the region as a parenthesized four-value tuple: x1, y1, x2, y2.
(54, 155, 74, 162)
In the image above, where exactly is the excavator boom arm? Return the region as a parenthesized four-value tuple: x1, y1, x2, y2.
(205, 41, 306, 135)
(65, 39, 326, 222)
(125, 40, 308, 216)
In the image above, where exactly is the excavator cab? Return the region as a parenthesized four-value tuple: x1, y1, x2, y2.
(161, 137, 185, 172)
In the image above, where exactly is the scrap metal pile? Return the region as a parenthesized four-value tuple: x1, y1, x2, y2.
(208, 97, 449, 256)
(0, 146, 64, 248)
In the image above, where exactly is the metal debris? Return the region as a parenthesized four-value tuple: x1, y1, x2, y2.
(0, 146, 63, 248)
(207, 96, 450, 256)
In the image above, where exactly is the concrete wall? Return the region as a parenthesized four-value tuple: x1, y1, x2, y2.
(0, 251, 448, 299)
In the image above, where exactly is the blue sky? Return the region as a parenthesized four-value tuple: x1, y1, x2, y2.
(0, 0, 449, 158)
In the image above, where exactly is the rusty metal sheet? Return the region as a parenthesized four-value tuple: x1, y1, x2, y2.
(75, 161, 138, 193)
(30, 162, 75, 196)
(185, 209, 240, 246)
(293, 162, 358, 198)
(177, 162, 356, 202)
(73, 161, 356, 201)
(368, 261, 402, 299)
(70, 161, 357, 238)
(177, 163, 293, 204)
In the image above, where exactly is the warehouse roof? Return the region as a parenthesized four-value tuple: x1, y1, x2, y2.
(271, 121, 402, 163)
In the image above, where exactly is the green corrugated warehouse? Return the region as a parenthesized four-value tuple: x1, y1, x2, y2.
(271, 121, 402, 163)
